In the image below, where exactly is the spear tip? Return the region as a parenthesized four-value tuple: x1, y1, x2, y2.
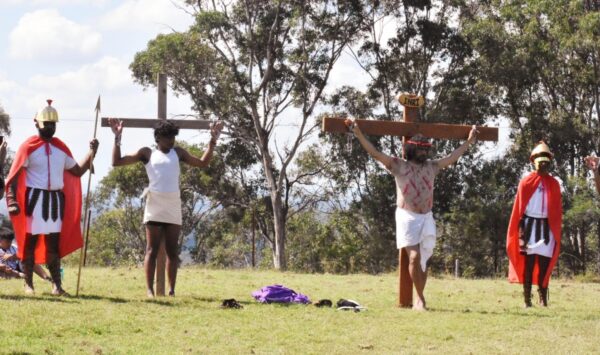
(95, 95, 101, 112)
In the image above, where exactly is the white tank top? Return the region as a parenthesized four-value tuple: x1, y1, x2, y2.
(144, 148, 180, 193)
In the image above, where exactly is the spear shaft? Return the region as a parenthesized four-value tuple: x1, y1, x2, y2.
(76, 95, 100, 297)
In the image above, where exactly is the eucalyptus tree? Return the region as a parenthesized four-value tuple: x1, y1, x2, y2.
(462, 0, 600, 275)
(315, 0, 502, 273)
(131, 0, 366, 269)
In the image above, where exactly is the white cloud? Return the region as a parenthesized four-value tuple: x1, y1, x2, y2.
(0, 75, 18, 93)
(9, 9, 102, 60)
(1, 56, 197, 188)
(325, 52, 370, 95)
(29, 56, 131, 92)
(99, 0, 193, 33)
(1, 0, 108, 5)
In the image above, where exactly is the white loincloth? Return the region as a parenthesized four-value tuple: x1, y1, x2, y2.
(26, 189, 63, 235)
(142, 189, 182, 225)
(395, 208, 436, 271)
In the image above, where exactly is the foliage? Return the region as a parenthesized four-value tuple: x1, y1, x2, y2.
(314, 0, 511, 276)
(461, 0, 600, 277)
(561, 175, 600, 274)
(0, 103, 11, 136)
(87, 141, 233, 266)
(131, 0, 367, 269)
(80, 0, 600, 278)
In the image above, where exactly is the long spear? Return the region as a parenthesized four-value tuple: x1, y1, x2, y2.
(76, 95, 100, 297)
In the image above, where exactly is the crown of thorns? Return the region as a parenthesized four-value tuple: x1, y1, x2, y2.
(406, 140, 432, 147)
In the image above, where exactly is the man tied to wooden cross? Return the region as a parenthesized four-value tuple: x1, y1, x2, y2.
(346, 118, 478, 311)
(5, 100, 99, 295)
(108, 118, 223, 298)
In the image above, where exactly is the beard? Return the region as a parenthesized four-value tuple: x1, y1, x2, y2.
(38, 127, 55, 139)
(414, 155, 428, 164)
(536, 163, 550, 174)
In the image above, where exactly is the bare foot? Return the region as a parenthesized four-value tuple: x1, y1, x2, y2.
(168, 290, 175, 297)
(51, 287, 69, 296)
(147, 289, 155, 298)
(413, 298, 427, 311)
(24, 284, 35, 295)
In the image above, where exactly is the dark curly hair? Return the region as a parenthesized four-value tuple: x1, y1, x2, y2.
(153, 120, 179, 142)
(404, 134, 431, 161)
(0, 226, 14, 241)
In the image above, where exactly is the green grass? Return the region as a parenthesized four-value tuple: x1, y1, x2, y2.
(1, 267, 599, 354)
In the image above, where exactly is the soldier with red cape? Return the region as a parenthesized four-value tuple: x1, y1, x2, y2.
(507, 141, 562, 307)
(5, 100, 98, 295)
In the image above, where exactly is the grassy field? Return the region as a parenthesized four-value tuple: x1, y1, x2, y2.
(1, 267, 599, 354)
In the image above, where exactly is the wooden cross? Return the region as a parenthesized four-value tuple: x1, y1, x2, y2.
(100, 74, 212, 296)
(322, 94, 498, 308)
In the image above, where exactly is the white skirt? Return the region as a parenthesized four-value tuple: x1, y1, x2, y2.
(143, 189, 182, 225)
(26, 188, 63, 235)
(395, 208, 437, 271)
(525, 220, 556, 258)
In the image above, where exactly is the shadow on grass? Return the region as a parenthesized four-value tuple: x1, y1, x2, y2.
(190, 296, 221, 303)
(76, 294, 129, 303)
(0, 294, 71, 303)
(429, 307, 553, 318)
(143, 299, 175, 307)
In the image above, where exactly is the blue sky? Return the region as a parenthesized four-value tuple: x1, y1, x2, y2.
(0, 0, 507, 196)
(0, 0, 213, 189)
(0, 0, 380, 190)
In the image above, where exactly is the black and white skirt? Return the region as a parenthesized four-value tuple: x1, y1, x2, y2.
(25, 187, 64, 235)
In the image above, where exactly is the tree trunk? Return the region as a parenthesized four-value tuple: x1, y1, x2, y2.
(493, 226, 499, 274)
(271, 194, 287, 270)
(260, 145, 287, 270)
(597, 220, 600, 274)
(579, 228, 586, 273)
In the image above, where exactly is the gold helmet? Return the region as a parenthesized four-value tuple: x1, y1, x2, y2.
(530, 141, 553, 163)
(35, 99, 59, 128)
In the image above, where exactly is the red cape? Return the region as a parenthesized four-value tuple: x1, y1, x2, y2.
(5, 136, 83, 264)
(506, 171, 562, 287)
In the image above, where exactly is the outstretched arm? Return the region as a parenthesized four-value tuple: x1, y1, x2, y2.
(179, 121, 223, 168)
(108, 118, 150, 167)
(435, 125, 478, 170)
(584, 156, 600, 194)
(347, 119, 395, 170)
(68, 139, 99, 177)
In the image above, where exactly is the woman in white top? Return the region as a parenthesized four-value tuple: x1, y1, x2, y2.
(108, 118, 223, 297)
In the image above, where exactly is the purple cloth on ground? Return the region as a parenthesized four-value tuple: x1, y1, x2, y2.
(252, 284, 311, 304)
